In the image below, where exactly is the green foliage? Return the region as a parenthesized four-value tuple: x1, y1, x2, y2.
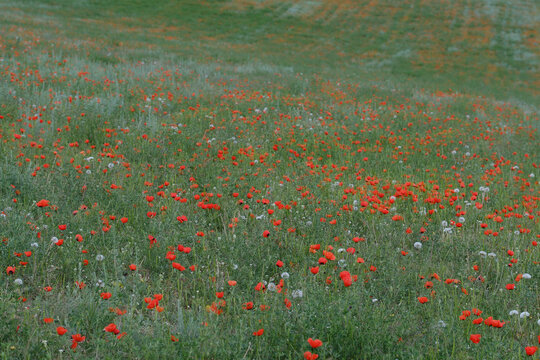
(0, 0, 538, 359)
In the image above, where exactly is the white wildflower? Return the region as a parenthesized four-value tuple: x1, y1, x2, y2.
(267, 282, 276, 292)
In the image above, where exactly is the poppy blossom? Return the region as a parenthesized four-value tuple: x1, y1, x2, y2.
(36, 199, 50, 207)
(43, 318, 54, 324)
(254, 282, 265, 291)
(172, 262, 185, 271)
(242, 302, 254, 310)
(100, 292, 112, 300)
(470, 334, 481, 344)
(71, 333, 85, 348)
(120, 217, 128, 223)
(304, 351, 319, 360)
(56, 326, 68, 335)
(252, 328, 264, 336)
(104, 323, 119, 334)
(505, 283, 515, 290)
(276, 260, 283, 267)
(417, 297, 429, 304)
(525, 346, 538, 356)
(339, 271, 352, 287)
(129, 264, 137, 271)
(307, 338, 323, 348)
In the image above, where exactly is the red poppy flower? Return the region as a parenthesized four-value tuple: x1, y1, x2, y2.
(242, 302, 254, 310)
(469, 334, 481, 344)
(254, 282, 265, 291)
(525, 347, 537, 356)
(339, 271, 352, 287)
(43, 318, 54, 324)
(58, 224, 67, 231)
(276, 260, 283, 267)
(36, 199, 50, 207)
(104, 323, 119, 334)
(263, 230, 270, 237)
(100, 292, 112, 300)
(307, 338, 323, 348)
(56, 326, 68, 335)
(310, 267, 319, 274)
(172, 262, 185, 271)
(304, 351, 319, 360)
(71, 333, 85, 345)
(417, 297, 429, 304)
(252, 328, 264, 336)
(120, 217, 128, 223)
(129, 264, 137, 271)
(505, 283, 515, 290)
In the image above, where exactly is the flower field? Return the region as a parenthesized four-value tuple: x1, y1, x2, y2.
(0, 0, 538, 359)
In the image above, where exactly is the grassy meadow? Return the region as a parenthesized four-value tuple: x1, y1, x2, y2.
(0, 0, 538, 359)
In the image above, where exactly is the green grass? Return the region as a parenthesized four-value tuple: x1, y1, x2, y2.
(0, 0, 538, 359)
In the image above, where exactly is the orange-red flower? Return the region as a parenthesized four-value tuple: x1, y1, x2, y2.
(469, 334, 481, 344)
(339, 271, 352, 287)
(36, 199, 50, 207)
(104, 323, 119, 334)
(307, 338, 323, 348)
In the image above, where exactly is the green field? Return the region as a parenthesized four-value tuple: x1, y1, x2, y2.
(0, 0, 538, 359)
